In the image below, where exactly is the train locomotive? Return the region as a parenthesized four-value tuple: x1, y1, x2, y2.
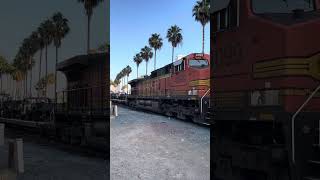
(211, 0, 320, 179)
(55, 52, 109, 149)
(0, 52, 109, 151)
(123, 53, 211, 125)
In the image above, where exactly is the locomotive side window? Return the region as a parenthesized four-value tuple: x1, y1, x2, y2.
(251, 0, 315, 14)
(174, 60, 185, 72)
(189, 59, 209, 68)
(213, 0, 240, 33)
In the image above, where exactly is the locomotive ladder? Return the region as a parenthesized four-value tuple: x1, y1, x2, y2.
(291, 84, 320, 180)
(292, 84, 320, 164)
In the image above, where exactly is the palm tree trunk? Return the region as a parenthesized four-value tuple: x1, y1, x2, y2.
(30, 69, 32, 97)
(0, 75, 2, 93)
(39, 48, 43, 97)
(45, 44, 48, 97)
(55, 46, 58, 104)
(202, 25, 205, 54)
(127, 75, 129, 94)
(87, 15, 92, 54)
(154, 50, 157, 70)
(172, 47, 174, 63)
(25, 74, 27, 98)
(137, 65, 139, 78)
(146, 61, 148, 76)
(6, 75, 8, 93)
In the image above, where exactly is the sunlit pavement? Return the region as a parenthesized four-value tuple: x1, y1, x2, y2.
(111, 106, 210, 180)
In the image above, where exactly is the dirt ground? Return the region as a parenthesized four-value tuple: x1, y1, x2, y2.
(110, 106, 210, 180)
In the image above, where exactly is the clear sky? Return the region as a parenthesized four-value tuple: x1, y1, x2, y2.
(0, 0, 109, 97)
(110, 0, 210, 81)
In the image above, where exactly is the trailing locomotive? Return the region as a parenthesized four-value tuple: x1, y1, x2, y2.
(0, 52, 109, 151)
(211, 0, 320, 179)
(55, 52, 109, 149)
(125, 53, 211, 125)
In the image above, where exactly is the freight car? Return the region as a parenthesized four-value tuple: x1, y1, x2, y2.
(211, 0, 320, 179)
(125, 53, 211, 125)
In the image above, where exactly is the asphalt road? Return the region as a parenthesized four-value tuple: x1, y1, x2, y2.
(110, 106, 210, 180)
(4, 128, 109, 180)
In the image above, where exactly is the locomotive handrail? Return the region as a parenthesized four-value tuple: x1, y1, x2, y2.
(58, 85, 107, 92)
(292, 84, 320, 164)
(200, 88, 210, 114)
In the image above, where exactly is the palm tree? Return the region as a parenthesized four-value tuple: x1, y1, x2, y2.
(16, 37, 36, 97)
(192, 0, 210, 54)
(0, 55, 8, 93)
(37, 25, 46, 96)
(148, 33, 163, 70)
(166, 25, 183, 63)
(5, 63, 15, 98)
(78, 0, 105, 54)
(140, 46, 153, 76)
(52, 12, 70, 102)
(41, 19, 55, 96)
(133, 53, 143, 78)
(120, 68, 126, 90)
(125, 66, 132, 94)
(10, 66, 23, 99)
(35, 73, 55, 97)
(28, 31, 40, 97)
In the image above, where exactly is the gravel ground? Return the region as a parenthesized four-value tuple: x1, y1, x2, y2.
(4, 129, 108, 180)
(110, 106, 210, 180)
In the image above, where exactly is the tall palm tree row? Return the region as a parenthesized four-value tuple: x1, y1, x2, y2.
(192, 0, 210, 54)
(41, 19, 55, 96)
(37, 25, 46, 96)
(148, 33, 163, 70)
(9, 12, 69, 99)
(78, 0, 105, 54)
(140, 46, 153, 76)
(166, 25, 183, 63)
(52, 12, 70, 102)
(125, 65, 132, 94)
(14, 35, 37, 97)
(28, 31, 41, 97)
(0, 55, 10, 93)
(133, 53, 142, 78)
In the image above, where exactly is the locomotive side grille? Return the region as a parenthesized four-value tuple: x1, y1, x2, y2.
(189, 79, 210, 87)
(213, 92, 246, 107)
(253, 52, 320, 80)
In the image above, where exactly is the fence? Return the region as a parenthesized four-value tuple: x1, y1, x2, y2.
(56, 85, 109, 114)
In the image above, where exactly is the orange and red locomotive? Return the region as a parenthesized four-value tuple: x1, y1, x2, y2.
(128, 53, 210, 124)
(211, 0, 320, 179)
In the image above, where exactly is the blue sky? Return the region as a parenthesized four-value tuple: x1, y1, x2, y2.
(0, 0, 109, 97)
(110, 0, 210, 81)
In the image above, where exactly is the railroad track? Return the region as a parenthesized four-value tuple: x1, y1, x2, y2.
(111, 100, 210, 127)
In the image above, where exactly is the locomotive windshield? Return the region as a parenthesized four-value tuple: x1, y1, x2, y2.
(252, 0, 315, 14)
(189, 59, 209, 68)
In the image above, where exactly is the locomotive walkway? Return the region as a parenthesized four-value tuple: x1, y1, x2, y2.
(111, 106, 210, 180)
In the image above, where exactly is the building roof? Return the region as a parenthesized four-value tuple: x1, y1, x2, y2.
(211, 0, 230, 13)
(57, 52, 108, 72)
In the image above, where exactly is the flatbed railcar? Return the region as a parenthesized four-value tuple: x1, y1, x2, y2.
(211, 0, 320, 179)
(113, 53, 211, 125)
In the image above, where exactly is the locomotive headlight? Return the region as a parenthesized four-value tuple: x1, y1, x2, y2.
(250, 90, 280, 106)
